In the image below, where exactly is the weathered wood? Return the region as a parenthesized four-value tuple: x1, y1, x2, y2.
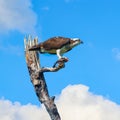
(24, 36, 68, 120)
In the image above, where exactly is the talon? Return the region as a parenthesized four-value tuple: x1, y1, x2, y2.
(53, 58, 68, 68)
(61, 57, 69, 62)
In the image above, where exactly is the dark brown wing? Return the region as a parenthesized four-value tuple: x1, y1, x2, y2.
(42, 37, 70, 50)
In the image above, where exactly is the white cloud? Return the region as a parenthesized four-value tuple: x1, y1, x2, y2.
(0, 99, 49, 120)
(0, 0, 37, 34)
(112, 48, 120, 61)
(57, 85, 120, 120)
(0, 84, 120, 120)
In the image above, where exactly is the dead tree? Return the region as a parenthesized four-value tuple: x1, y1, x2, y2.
(24, 36, 68, 120)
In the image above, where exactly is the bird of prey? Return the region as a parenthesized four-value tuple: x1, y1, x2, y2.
(29, 36, 83, 60)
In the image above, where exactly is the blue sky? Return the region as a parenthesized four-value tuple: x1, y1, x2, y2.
(0, 0, 120, 114)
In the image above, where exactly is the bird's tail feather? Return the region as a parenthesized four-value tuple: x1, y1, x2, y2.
(29, 45, 40, 51)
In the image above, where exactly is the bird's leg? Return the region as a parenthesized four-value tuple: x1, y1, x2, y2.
(53, 49, 68, 67)
(56, 49, 68, 60)
(56, 49, 62, 59)
(53, 57, 68, 68)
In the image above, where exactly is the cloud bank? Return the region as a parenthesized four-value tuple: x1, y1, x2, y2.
(0, 0, 37, 34)
(0, 84, 120, 120)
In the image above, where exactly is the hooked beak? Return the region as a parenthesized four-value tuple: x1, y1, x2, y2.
(72, 38, 83, 44)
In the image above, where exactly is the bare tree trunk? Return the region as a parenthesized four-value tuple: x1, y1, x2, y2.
(24, 36, 68, 120)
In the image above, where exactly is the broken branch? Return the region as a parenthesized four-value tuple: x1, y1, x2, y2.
(24, 36, 67, 120)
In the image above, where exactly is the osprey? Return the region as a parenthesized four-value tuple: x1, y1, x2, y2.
(29, 36, 83, 60)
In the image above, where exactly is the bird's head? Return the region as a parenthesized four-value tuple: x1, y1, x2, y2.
(70, 38, 83, 48)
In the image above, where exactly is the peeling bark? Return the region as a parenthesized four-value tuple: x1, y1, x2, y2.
(24, 36, 68, 120)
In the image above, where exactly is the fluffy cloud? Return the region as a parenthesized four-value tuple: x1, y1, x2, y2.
(0, 84, 120, 120)
(0, 99, 49, 120)
(57, 85, 120, 120)
(112, 48, 120, 61)
(0, 0, 37, 34)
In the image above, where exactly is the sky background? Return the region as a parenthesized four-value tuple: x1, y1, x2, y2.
(0, 0, 120, 120)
